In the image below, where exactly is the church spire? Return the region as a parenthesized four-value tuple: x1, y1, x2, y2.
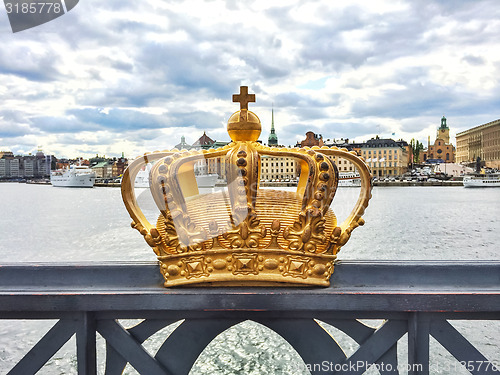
(268, 104, 278, 146)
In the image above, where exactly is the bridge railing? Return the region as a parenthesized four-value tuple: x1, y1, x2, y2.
(0, 260, 499, 375)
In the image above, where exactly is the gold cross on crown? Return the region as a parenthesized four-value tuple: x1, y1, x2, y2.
(232, 86, 255, 111)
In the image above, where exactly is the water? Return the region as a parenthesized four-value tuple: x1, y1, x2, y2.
(0, 183, 499, 374)
(1, 183, 498, 262)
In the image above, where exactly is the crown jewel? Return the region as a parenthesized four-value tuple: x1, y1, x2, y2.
(122, 86, 372, 287)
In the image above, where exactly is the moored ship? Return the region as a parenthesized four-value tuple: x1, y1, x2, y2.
(130, 164, 218, 189)
(463, 173, 500, 188)
(195, 173, 218, 188)
(50, 165, 96, 188)
(339, 171, 361, 187)
(133, 164, 152, 188)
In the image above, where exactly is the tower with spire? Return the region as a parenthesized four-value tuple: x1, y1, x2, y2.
(437, 115, 450, 144)
(268, 106, 278, 146)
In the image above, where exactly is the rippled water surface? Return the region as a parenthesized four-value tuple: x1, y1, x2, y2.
(0, 183, 499, 374)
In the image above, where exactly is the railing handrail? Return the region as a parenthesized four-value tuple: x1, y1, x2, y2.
(1, 261, 499, 375)
(1, 261, 499, 313)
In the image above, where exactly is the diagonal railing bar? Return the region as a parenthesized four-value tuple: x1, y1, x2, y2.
(128, 319, 181, 342)
(323, 319, 400, 375)
(104, 319, 180, 375)
(97, 319, 170, 375)
(258, 319, 347, 375)
(378, 344, 400, 375)
(321, 319, 377, 343)
(7, 319, 76, 375)
(154, 319, 244, 375)
(430, 319, 499, 375)
(333, 320, 408, 375)
(105, 342, 128, 375)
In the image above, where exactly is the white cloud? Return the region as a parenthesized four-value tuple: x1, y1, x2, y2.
(1, 0, 499, 158)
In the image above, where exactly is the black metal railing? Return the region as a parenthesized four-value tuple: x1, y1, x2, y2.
(1, 261, 499, 375)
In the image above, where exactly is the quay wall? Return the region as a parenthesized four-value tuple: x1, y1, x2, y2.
(93, 180, 465, 188)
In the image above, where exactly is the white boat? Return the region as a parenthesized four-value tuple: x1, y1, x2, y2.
(463, 173, 500, 188)
(339, 172, 361, 187)
(131, 167, 218, 189)
(50, 165, 96, 188)
(134, 164, 151, 188)
(195, 174, 218, 188)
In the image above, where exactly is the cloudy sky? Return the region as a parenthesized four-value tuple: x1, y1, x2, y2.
(1, 0, 499, 159)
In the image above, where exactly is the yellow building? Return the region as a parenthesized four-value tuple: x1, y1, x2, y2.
(456, 119, 500, 169)
(360, 138, 410, 177)
(260, 155, 298, 182)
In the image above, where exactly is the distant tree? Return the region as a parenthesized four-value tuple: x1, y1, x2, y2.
(410, 139, 424, 164)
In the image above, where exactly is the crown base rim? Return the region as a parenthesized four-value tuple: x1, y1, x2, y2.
(157, 248, 336, 288)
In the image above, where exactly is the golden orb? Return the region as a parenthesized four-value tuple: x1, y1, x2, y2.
(227, 109, 261, 142)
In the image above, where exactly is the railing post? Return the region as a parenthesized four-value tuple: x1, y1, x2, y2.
(76, 312, 97, 375)
(408, 312, 430, 375)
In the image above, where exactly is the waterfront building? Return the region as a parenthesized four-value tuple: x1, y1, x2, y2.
(56, 160, 70, 170)
(192, 132, 215, 150)
(260, 111, 300, 181)
(89, 155, 108, 167)
(456, 119, 500, 169)
(360, 138, 410, 177)
(0, 151, 14, 159)
(9, 157, 20, 177)
(0, 154, 24, 178)
(293, 133, 364, 176)
(297, 131, 324, 148)
(33, 150, 54, 178)
(112, 154, 128, 177)
(420, 116, 456, 163)
(0, 151, 15, 178)
(0, 158, 8, 178)
(174, 135, 191, 150)
(22, 156, 35, 177)
(433, 162, 473, 177)
(323, 139, 364, 173)
(92, 161, 113, 179)
(188, 133, 230, 180)
(260, 155, 298, 182)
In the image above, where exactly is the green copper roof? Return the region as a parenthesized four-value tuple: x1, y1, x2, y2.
(440, 116, 449, 129)
(268, 107, 278, 145)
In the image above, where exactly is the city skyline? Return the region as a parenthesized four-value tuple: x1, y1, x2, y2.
(1, 0, 500, 159)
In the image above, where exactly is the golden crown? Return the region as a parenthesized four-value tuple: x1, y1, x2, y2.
(121, 86, 372, 287)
